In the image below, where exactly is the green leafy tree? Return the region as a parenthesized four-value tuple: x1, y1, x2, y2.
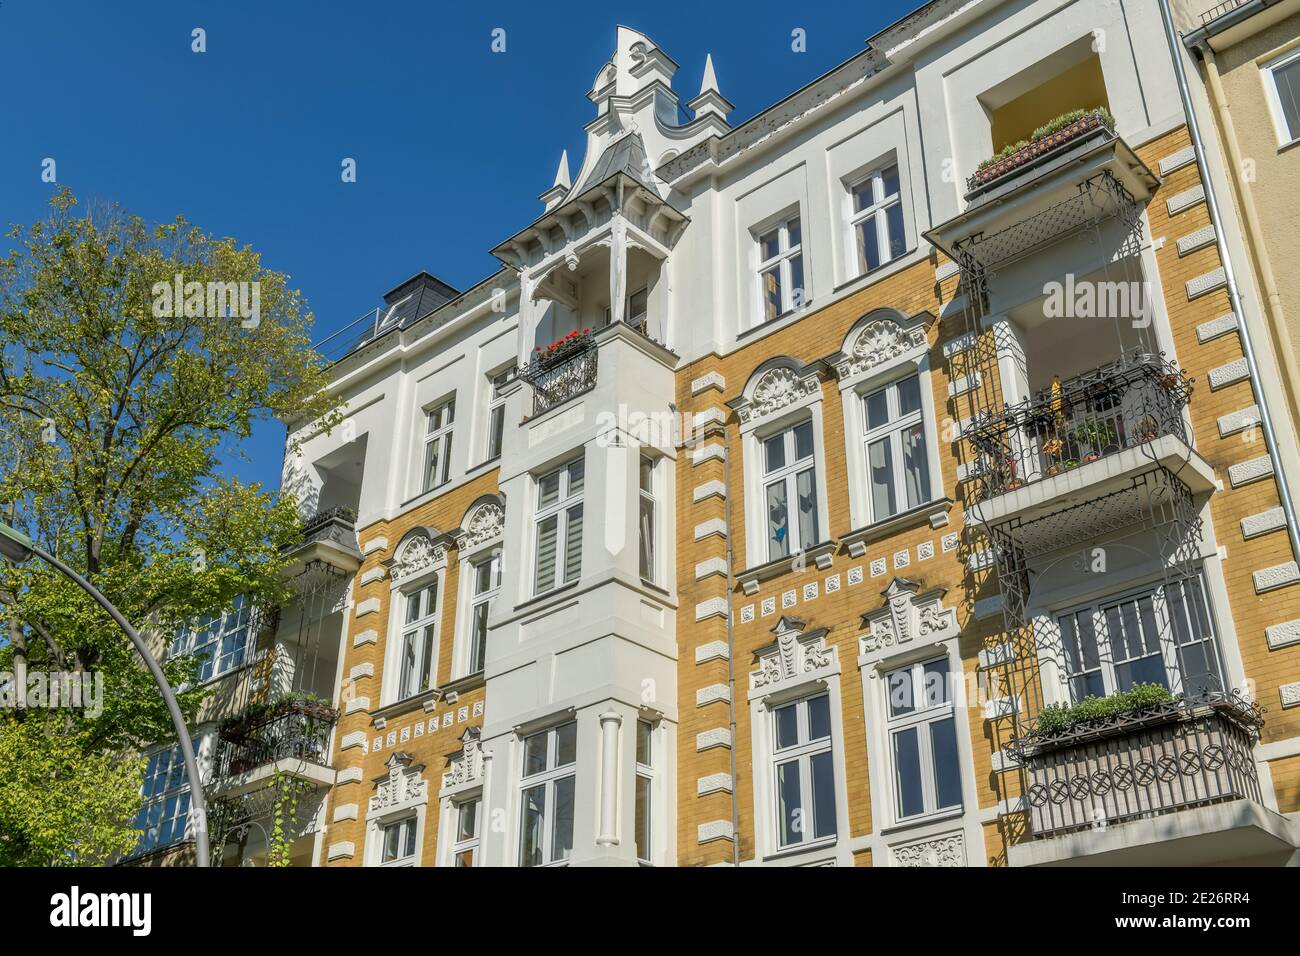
(0, 189, 341, 864)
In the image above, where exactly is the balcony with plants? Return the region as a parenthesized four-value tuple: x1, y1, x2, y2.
(965, 351, 1215, 535)
(967, 107, 1117, 197)
(208, 692, 338, 797)
(1003, 682, 1295, 864)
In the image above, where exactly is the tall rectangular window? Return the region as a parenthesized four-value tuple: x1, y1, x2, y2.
(169, 595, 253, 682)
(533, 458, 584, 595)
(465, 553, 500, 676)
(451, 798, 480, 867)
(756, 216, 804, 323)
(422, 398, 456, 492)
(849, 164, 905, 274)
(1057, 577, 1223, 702)
(772, 694, 837, 847)
(639, 455, 657, 582)
(635, 719, 654, 863)
(133, 741, 195, 855)
(379, 817, 418, 866)
(885, 657, 963, 821)
(862, 374, 931, 522)
(518, 720, 577, 866)
(485, 372, 508, 461)
(397, 579, 439, 700)
(762, 420, 819, 561)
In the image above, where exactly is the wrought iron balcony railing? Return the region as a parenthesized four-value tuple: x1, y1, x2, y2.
(519, 332, 599, 417)
(211, 703, 337, 783)
(1011, 693, 1264, 838)
(967, 351, 1193, 504)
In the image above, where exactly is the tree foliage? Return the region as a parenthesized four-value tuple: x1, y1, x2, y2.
(0, 188, 341, 864)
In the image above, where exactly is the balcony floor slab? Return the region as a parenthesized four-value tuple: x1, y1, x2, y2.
(967, 435, 1216, 541)
(1008, 799, 1298, 867)
(208, 757, 336, 800)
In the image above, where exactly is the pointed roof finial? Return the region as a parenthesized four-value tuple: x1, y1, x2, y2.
(701, 53, 719, 96)
(553, 150, 572, 191)
(688, 53, 734, 126)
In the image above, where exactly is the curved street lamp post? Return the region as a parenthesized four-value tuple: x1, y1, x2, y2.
(0, 521, 210, 867)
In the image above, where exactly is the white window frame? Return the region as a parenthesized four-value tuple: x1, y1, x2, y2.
(1047, 575, 1225, 705)
(847, 162, 906, 276)
(169, 597, 254, 683)
(364, 760, 430, 868)
(517, 720, 578, 867)
(836, 319, 943, 532)
(770, 693, 838, 850)
(634, 718, 655, 864)
(421, 397, 456, 493)
(882, 656, 964, 825)
(448, 796, 482, 867)
(1262, 45, 1300, 148)
(532, 457, 584, 596)
(758, 419, 821, 563)
(383, 571, 443, 705)
(754, 214, 805, 325)
(859, 373, 933, 523)
(377, 816, 420, 867)
(459, 551, 500, 678)
(638, 454, 658, 583)
(483, 370, 509, 463)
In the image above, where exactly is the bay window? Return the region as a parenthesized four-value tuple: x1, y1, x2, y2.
(862, 374, 931, 522)
(534, 458, 584, 595)
(518, 720, 577, 866)
(639, 455, 657, 583)
(635, 719, 654, 863)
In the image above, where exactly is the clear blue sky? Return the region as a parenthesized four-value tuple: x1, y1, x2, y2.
(0, 0, 914, 492)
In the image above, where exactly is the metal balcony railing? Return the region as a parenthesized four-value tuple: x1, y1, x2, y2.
(1012, 693, 1263, 838)
(968, 351, 1193, 504)
(211, 704, 337, 782)
(1201, 0, 1249, 25)
(519, 332, 599, 417)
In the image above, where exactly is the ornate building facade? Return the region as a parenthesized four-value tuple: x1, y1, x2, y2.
(210, 0, 1300, 866)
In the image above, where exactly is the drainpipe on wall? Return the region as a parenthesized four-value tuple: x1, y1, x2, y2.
(721, 429, 741, 867)
(1157, 0, 1300, 567)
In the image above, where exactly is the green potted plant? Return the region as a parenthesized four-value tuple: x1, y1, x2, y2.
(1071, 417, 1117, 462)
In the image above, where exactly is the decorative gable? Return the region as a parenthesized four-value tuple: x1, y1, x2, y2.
(733, 364, 821, 426)
(456, 501, 505, 552)
(442, 727, 484, 791)
(834, 316, 927, 382)
(388, 531, 445, 583)
(369, 752, 428, 815)
(859, 578, 958, 657)
(749, 616, 837, 695)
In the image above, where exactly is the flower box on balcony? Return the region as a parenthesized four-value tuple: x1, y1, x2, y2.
(968, 108, 1117, 194)
(529, 328, 593, 372)
(1012, 692, 1264, 838)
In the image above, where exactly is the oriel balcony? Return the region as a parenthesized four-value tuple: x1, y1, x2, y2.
(1007, 693, 1297, 866)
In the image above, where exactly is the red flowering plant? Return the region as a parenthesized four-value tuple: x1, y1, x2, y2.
(531, 327, 593, 370)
